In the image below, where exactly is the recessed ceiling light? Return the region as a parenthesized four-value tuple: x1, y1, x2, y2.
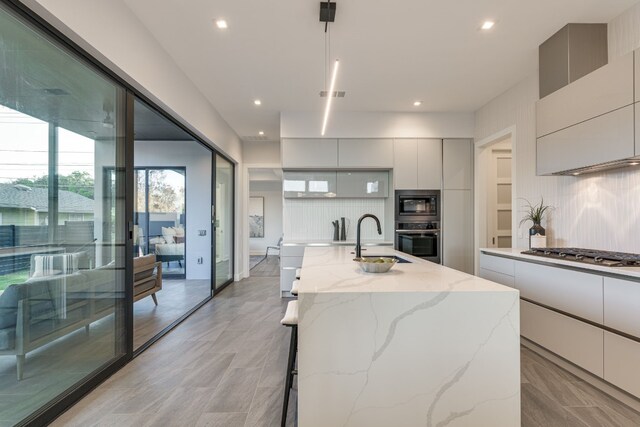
(258, 131, 264, 136)
(481, 21, 495, 30)
(216, 19, 228, 29)
(254, 99, 261, 106)
(413, 101, 422, 107)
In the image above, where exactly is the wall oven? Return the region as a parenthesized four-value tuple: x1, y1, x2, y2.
(394, 190, 441, 264)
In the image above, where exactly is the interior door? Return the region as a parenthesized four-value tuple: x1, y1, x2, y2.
(488, 149, 512, 248)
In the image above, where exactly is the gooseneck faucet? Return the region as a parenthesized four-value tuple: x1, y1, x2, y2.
(355, 214, 382, 258)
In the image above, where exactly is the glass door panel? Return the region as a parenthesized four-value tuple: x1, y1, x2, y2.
(0, 3, 127, 423)
(215, 155, 234, 288)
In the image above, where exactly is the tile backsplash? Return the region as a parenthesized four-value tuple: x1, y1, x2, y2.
(283, 198, 386, 241)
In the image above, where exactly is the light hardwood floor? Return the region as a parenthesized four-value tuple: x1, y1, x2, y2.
(53, 272, 640, 427)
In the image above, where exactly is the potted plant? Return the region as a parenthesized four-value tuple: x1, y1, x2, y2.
(519, 197, 552, 249)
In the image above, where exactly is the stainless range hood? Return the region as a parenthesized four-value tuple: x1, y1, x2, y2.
(536, 24, 640, 176)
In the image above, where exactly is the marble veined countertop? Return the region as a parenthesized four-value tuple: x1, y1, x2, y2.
(481, 247, 640, 279)
(299, 245, 516, 294)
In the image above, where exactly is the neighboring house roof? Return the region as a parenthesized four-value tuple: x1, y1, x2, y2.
(0, 184, 94, 214)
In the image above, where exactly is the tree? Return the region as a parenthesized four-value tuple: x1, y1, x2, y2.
(13, 171, 95, 199)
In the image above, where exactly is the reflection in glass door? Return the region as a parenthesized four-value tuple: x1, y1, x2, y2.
(215, 155, 234, 289)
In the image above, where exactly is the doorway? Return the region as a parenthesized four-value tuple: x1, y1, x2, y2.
(474, 128, 516, 273)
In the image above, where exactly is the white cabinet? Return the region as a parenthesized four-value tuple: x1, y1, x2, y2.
(283, 171, 337, 198)
(393, 139, 418, 189)
(443, 139, 472, 190)
(521, 300, 604, 377)
(442, 190, 473, 273)
(338, 139, 394, 168)
(604, 277, 640, 338)
(604, 332, 640, 397)
(417, 138, 443, 189)
(393, 138, 442, 190)
(282, 138, 338, 168)
(336, 171, 389, 198)
(514, 261, 603, 323)
(536, 105, 635, 175)
(537, 51, 633, 137)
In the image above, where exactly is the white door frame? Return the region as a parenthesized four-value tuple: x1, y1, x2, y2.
(241, 162, 282, 279)
(474, 125, 517, 274)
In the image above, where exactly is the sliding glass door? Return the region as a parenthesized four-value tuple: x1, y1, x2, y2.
(0, 3, 127, 424)
(215, 154, 234, 289)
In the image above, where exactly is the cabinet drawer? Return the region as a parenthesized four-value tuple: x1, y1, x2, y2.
(515, 261, 603, 323)
(604, 332, 640, 398)
(281, 245, 306, 257)
(479, 268, 515, 289)
(479, 253, 515, 276)
(604, 277, 640, 338)
(521, 300, 603, 377)
(281, 256, 304, 268)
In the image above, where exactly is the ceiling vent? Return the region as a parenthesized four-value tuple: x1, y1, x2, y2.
(243, 135, 270, 141)
(319, 91, 346, 98)
(41, 88, 70, 96)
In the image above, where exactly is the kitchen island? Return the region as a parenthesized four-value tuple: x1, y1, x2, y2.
(297, 246, 520, 427)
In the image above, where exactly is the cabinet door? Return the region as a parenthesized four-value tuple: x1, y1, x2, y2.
(338, 139, 394, 168)
(604, 332, 640, 398)
(604, 277, 640, 338)
(393, 139, 417, 189)
(536, 105, 634, 175)
(443, 139, 472, 190)
(283, 171, 337, 198)
(337, 171, 389, 198)
(282, 138, 338, 168)
(442, 189, 473, 273)
(521, 300, 604, 377)
(417, 138, 442, 189)
(514, 260, 603, 323)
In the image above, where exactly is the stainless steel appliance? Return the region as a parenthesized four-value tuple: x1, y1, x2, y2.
(394, 190, 440, 263)
(521, 248, 640, 267)
(395, 190, 439, 221)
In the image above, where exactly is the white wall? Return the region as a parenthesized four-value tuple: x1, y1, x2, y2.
(249, 181, 283, 255)
(135, 140, 212, 280)
(281, 111, 475, 138)
(475, 2, 640, 252)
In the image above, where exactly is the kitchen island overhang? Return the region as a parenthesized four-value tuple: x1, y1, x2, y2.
(297, 246, 521, 427)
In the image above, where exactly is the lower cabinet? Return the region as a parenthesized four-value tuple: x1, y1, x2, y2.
(604, 331, 640, 397)
(521, 300, 604, 377)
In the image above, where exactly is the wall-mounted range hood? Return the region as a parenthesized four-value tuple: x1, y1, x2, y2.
(536, 24, 640, 176)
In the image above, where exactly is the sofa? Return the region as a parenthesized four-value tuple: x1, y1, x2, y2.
(0, 254, 162, 380)
(0, 264, 119, 380)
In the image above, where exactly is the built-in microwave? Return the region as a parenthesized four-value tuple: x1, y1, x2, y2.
(395, 190, 440, 221)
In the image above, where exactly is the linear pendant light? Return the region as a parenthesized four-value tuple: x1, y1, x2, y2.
(321, 59, 340, 136)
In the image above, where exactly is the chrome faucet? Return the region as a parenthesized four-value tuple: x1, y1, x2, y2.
(355, 214, 382, 258)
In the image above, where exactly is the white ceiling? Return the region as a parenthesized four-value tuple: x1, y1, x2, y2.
(123, 0, 637, 142)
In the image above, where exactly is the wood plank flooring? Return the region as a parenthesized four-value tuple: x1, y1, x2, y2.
(53, 272, 640, 427)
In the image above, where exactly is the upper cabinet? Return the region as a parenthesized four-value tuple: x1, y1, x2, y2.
(281, 138, 338, 169)
(336, 171, 389, 198)
(338, 138, 394, 168)
(443, 139, 472, 190)
(393, 138, 442, 190)
(535, 51, 636, 175)
(417, 139, 443, 189)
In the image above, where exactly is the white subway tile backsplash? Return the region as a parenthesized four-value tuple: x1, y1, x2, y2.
(284, 199, 385, 241)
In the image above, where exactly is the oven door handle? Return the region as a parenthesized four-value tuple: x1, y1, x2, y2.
(395, 229, 440, 234)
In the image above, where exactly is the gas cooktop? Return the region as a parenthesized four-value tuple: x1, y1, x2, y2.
(521, 248, 640, 267)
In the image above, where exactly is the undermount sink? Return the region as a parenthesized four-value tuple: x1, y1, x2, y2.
(358, 255, 412, 264)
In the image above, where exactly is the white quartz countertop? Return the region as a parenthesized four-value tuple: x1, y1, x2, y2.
(299, 246, 516, 294)
(481, 247, 640, 279)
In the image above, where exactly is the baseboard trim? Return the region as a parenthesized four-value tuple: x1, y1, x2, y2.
(521, 338, 640, 413)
